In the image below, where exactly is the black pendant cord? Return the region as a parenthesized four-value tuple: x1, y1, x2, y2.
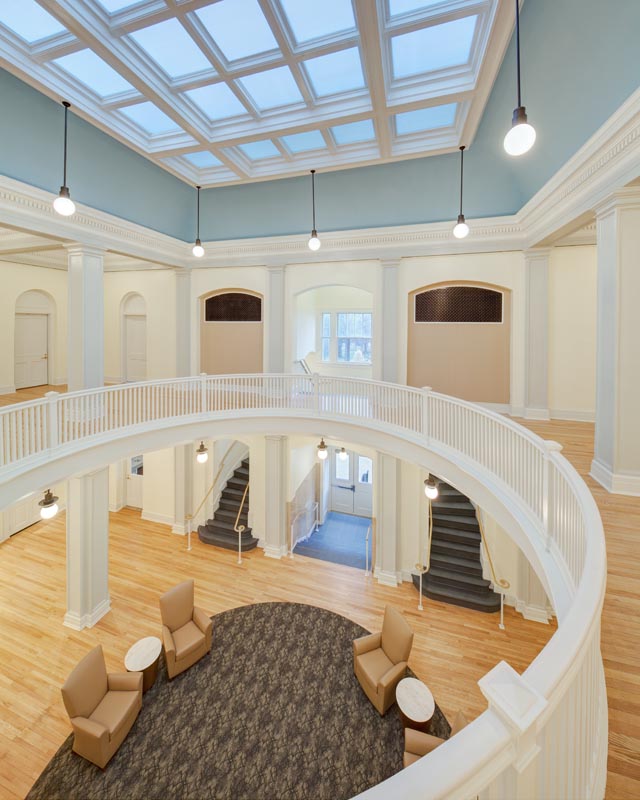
(62, 101, 70, 187)
(459, 146, 465, 217)
(515, 0, 522, 108)
(196, 185, 201, 241)
(311, 169, 317, 231)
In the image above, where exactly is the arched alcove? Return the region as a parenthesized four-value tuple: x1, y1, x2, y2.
(407, 281, 511, 404)
(14, 290, 56, 390)
(200, 290, 263, 374)
(121, 293, 147, 381)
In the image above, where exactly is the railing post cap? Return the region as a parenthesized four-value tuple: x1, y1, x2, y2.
(44, 391, 60, 399)
(478, 661, 547, 734)
(199, 372, 207, 377)
(545, 440, 563, 453)
(422, 386, 432, 392)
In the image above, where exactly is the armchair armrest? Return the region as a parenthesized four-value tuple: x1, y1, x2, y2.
(71, 716, 109, 745)
(353, 632, 382, 657)
(162, 625, 176, 659)
(193, 607, 213, 637)
(108, 671, 143, 693)
(379, 660, 407, 691)
(405, 727, 444, 758)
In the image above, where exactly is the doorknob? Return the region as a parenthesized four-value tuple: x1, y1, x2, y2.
(42, 354, 48, 359)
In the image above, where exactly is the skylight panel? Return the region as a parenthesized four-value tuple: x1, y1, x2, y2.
(194, 0, 279, 62)
(0, 0, 66, 43)
(96, 0, 146, 11)
(119, 102, 181, 135)
(238, 140, 280, 160)
(238, 66, 303, 111)
(129, 18, 212, 78)
(388, 0, 443, 18)
(183, 151, 222, 168)
(303, 47, 366, 97)
(391, 16, 477, 79)
(332, 119, 375, 145)
(185, 83, 248, 121)
(53, 50, 134, 98)
(281, 130, 326, 153)
(280, 0, 356, 44)
(395, 103, 456, 135)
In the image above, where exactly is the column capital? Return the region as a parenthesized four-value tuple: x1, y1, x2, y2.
(380, 258, 401, 270)
(64, 242, 106, 259)
(523, 247, 553, 263)
(266, 264, 286, 273)
(594, 186, 640, 219)
(175, 267, 192, 281)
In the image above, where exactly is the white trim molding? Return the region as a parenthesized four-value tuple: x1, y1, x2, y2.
(63, 596, 111, 631)
(590, 458, 640, 497)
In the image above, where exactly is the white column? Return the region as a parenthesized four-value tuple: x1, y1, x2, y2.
(65, 467, 110, 630)
(523, 249, 551, 420)
(175, 269, 192, 377)
(375, 452, 399, 586)
(65, 244, 105, 392)
(264, 435, 287, 558)
(591, 189, 640, 495)
(266, 266, 285, 373)
(381, 259, 400, 384)
(173, 444, 193, 534)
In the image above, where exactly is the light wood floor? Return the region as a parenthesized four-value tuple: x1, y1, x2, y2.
(0, 385, 67, 408)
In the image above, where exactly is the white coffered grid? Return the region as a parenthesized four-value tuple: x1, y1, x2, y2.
(0, 0, 514, 187)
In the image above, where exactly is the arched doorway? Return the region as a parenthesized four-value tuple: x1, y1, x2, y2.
(14, 290, 55, 390)
(200, 290, 263, 374)
(121, 293, 147, 382)
(407, 282, 511, 404)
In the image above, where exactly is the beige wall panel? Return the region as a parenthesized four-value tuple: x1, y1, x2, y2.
(200, 293, 263, 375)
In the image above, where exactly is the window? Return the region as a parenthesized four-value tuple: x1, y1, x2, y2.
(358, 456, 372, 484)
(130, 455, 143, 476)
(335, 452, 350, 481)
(320, 311, 372, 364)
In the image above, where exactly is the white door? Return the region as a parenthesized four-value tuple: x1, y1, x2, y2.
(126, 455, 144, 509)
(15, 314, 48, 389)
(354, 455, 373, 516)
(331, 448, 355, 513)
(125, 315, 147, 381)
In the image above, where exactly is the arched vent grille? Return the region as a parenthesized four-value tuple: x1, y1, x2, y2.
(415, 286, 503, 323)
(205, 293, 262, 322)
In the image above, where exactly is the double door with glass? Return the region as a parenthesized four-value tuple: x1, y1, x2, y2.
(330, 449, 373, 516)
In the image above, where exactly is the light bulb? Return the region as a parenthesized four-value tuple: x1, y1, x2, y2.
(504, 108, 536, 156)
(317, 439, 328, 460)
(196, 442, 208, 463)
(308, 230, 321, 251)
(424, 478, 438, 500)
(53, 187, 76, 217)
(40, 502, 59, 520)
(192, 239, 205, 258)
(338, 447, 348, 461)
(453, 215, 469, 239)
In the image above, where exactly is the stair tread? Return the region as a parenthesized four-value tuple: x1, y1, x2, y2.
(420, 578, 500, 610)
(427, 566, 492, 590)
(431, 526, 480, 543)
(430, 553, 483, 573)
(207, 518, 250, 533)
(432, 512, 479, 526)
(432, 501, 476, 515)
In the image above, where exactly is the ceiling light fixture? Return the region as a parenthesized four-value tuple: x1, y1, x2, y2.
(308, 169, 321, 251)
(317, 438, 328, 460)
(39, 489, 60, 520)
(192, 185, 205, 257)
(196, 441, 208, 463)
(424, 476, 439, 500)
(504, 0, 536, 156)
(53, 101, 76, 217)
(453, 145, 469, 239)
(338, 447, 348, 461)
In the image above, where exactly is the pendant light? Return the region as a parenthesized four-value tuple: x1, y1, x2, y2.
(307, 169, 321, 251)
(452, 146, 469, 239)
(424, 476, 438, 500)
(53, 101, 76, 217)
(504, 0, 536, 156)
(196, 441, 208, 463)
(192, 185, 205, 257)
(317, 438, 328, 460)
(338, 447, 348, 461)
(39, 489, 59, 520)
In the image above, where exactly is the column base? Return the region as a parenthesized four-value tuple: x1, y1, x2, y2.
(64, 596, 111, 631)
(524, 407, 551, 421)
(375, 568, 399, 587)
(263, 543, 287, 559)
(590, 458, 640, 496)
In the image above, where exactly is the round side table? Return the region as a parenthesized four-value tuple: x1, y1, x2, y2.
(125, 636, 162, 693)
(396, 677, 435, 732)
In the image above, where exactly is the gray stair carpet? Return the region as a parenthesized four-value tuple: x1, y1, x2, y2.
(26, 603, 450, 800)
(198, 457, 258, 551)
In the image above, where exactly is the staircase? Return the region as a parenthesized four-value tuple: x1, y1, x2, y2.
(198, 458, 259, 552)
(413, 480, 501, 613)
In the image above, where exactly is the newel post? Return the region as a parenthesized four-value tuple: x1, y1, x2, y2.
(543, 440, 563, 551)
(45, 391, 60, 451)
(421, 386, 432, 443)
(199, 372, 207, 415)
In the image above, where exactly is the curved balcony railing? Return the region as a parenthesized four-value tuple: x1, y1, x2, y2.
(0, 374, 607, 799)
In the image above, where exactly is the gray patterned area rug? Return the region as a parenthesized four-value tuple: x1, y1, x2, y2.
(27, 602, 450, 800)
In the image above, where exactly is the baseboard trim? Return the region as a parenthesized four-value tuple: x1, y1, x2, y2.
(524, 407, 551, 421)
(64, 596, 111, 630)
(171, 523, 186, 535)
(263, 543, 288, 559)
(590, 458, 640, 496)
(141, 511, 174, 527)
(515, 599, 552, 624)
(109, 502, 125, 513)
(104, 376, 123, 385)
(550, 408, 595, 422)
(0, 385, 16, 395)
(375, 568, 399, 587)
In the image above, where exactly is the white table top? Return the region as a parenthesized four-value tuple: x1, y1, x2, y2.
(124, 636, 162, 672)
(396, 677, 435, 722)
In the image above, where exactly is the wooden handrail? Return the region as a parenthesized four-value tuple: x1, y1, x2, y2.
(234, 481, 250, 532)
(188, 442, 236, 524)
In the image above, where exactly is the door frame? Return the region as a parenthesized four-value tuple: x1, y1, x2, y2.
(122, 314, 147, 383)
(14, 291, 56, 389)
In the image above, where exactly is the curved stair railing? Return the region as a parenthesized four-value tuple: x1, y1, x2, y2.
(0, 374, 607, 800)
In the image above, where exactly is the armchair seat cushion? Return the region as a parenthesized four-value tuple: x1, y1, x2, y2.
(90, 691, 140, 739)
(403, 752, 421, 768)
(173, 621, 205, 660)
(358, 648, 394, 691)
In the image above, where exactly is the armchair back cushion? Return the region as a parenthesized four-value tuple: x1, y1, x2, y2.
(160, 579, 194, 632)
(61, 645, 108, 719)
(381, 605, 414, 664)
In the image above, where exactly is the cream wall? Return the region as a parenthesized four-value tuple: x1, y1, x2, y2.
(0, 262, 67, 392)
(548, 246, 597, 419)
(104, 270, 177, 382)
(288, 436, 318, 500)
(142, 447, 175, 527)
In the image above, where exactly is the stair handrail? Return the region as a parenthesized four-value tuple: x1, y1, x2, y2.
(476, 508, 511, 591)
(185, 442, 236, 550)
(289, 501, 319, 557)
(234, 480, 250, 534)
(365, 525, 371, 576)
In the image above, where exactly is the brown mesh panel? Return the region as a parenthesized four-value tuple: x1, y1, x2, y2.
(414, 286, 502, 323)
(205, 293, 262, 322)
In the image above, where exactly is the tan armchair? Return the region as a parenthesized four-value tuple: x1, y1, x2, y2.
(160, 579, 212, 679)
(403, 711, 469, 767)
(61, 644, 143, 769)
(354, 605, 414, 715)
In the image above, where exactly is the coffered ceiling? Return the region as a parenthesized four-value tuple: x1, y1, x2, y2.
(0, 0, 514, 187)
